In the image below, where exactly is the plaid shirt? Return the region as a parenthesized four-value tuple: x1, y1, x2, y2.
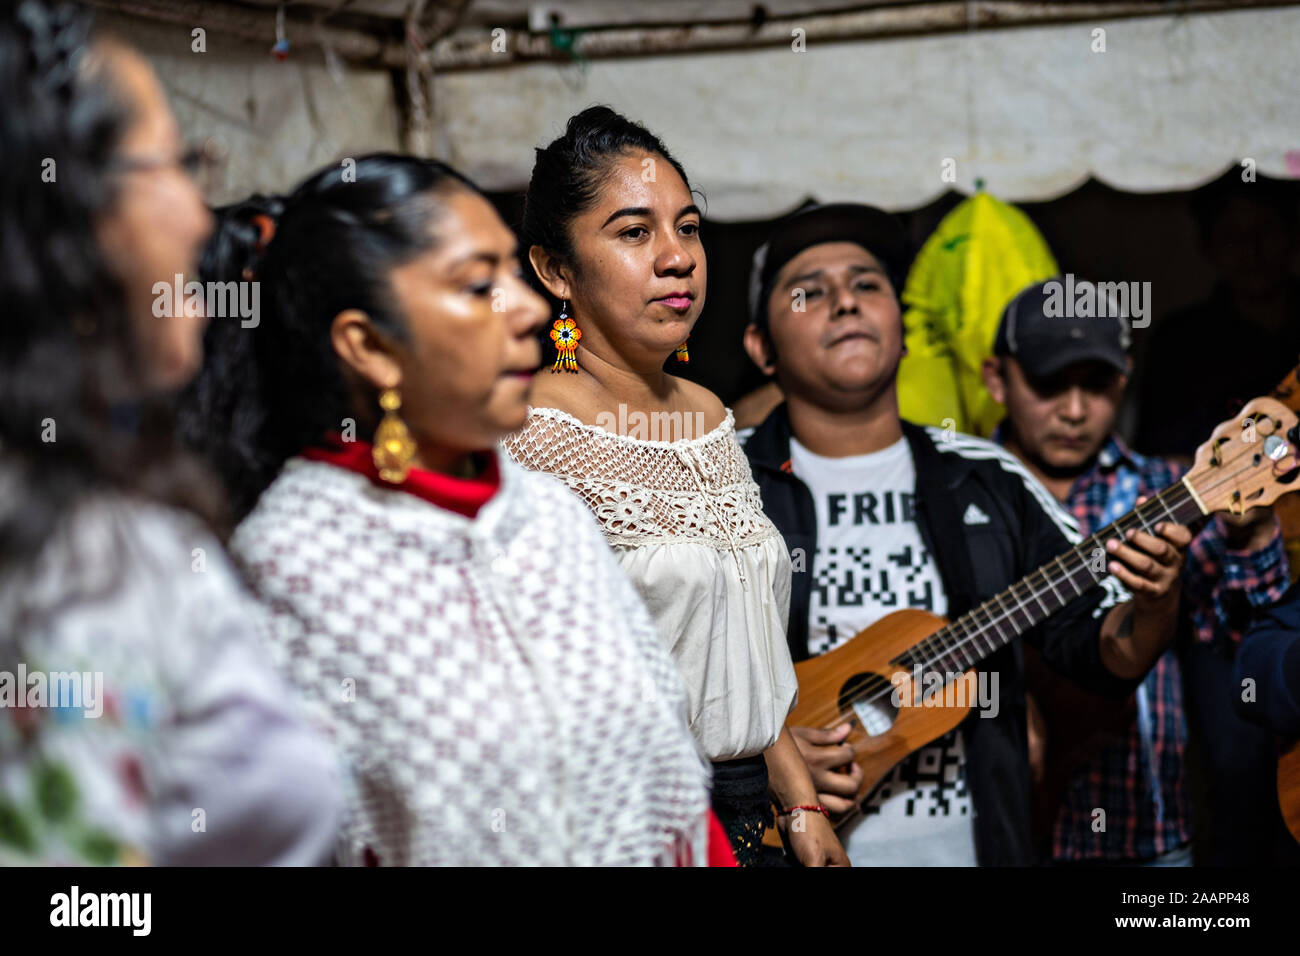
(1037, 434, 1289, 861)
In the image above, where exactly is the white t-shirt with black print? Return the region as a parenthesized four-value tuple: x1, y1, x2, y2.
(788, 435, 976, 867)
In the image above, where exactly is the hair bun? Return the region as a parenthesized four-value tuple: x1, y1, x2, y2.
(201, 194, 286, 286)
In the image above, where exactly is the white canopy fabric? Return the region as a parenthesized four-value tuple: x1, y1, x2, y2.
(432, 6, 1300, 219)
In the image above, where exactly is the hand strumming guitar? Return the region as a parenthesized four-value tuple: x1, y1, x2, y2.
(790, 723, 861, 820)
(765, 725, 851, 865)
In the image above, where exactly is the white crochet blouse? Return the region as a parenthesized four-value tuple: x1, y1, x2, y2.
(230, 452, 710, 866)
(503, 407, 797, 762)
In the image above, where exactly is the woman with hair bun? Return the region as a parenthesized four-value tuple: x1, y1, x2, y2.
(503, 106, 848, 866)
(0, 0, 342, 865)
(184, 152, 713, 866)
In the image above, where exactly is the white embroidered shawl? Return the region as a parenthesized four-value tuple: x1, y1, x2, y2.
(231, 453, 710, 865)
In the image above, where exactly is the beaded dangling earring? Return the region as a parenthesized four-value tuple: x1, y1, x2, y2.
(550, 299, 581, 373)
(373, 387, 416, 483)
(675, 338, 690, 364)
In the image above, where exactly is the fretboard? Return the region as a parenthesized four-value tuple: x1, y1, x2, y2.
(895, 478, 1206, 675)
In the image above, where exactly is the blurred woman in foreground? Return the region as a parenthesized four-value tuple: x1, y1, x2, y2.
(0, 1, 341, 865)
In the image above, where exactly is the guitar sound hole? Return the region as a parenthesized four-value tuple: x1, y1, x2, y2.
(838, 672, 898, 737)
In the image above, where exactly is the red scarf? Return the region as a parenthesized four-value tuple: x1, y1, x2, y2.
(301, 434, 501, 519)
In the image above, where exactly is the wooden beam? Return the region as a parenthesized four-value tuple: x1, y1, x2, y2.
(432, 1, 1300, 70)
(83, 0, 401, 66)
(84, 0, 1300, 72)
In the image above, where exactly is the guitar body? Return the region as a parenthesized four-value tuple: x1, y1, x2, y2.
(790, 609, 972, 791)
(762, 609, 971, 847)
(1281, 739, 1300, 845)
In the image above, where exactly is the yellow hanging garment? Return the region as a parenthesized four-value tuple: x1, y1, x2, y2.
(897, 192, 1058, 437)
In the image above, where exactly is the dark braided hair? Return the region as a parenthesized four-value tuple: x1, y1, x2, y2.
(0, 1, 223, 581)
(178, 154, 481, 521)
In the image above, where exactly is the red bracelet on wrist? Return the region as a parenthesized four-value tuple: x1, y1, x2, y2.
(779, 804, 829, 819)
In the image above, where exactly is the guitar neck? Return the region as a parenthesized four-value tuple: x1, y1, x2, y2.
(898, 478, 1207, 675)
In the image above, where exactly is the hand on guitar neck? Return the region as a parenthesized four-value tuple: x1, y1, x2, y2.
(1095, 496, 1193, 681)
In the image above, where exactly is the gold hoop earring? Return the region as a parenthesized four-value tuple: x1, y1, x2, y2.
(373, 387, 416, 483)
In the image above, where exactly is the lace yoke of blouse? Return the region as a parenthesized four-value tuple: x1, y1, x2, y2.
(502, 407, 782, 583)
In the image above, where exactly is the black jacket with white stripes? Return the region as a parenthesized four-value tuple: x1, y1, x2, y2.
(742, 403, 1140, 866)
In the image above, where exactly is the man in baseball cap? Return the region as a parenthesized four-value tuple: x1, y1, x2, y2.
(983, 276, 1289, 868)
(748, 202, 910, 334)
(982, 276, 1132, 483)
(738, 202, 910, 437)
(732, 203, 909, 430)
(739, 213, 1192, 868)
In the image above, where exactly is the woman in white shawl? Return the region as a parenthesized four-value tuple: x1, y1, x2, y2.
(183, 154, 712, 865)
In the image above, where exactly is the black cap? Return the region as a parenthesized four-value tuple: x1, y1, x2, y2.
(749, 202, 909, 330)
(993, 277, 1131, 379)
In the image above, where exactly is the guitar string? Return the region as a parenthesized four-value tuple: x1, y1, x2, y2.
(895, 454, 1242, 680)
(792, 486, 1200, 730)
(801, 443, 1273, 730)
(795, 482, 1206, 727)
(795, 440, 1280, 730)
(792, 487, 1201, 731)
(898, 437, 1279, 681)
(913, 430, 1277, 668)
(804, 452, 1258, 729)
(792, 480, 1191, 830)
(903, 484, 1197, 685)
(867, 471, 1203, 685)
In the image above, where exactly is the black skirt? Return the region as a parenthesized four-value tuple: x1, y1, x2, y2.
(709, 754, 772, 867)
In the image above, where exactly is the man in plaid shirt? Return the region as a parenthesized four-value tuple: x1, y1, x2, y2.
(983, 278, 1290, 865)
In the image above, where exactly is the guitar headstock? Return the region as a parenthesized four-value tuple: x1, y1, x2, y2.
(1187, 397, 1300, 515)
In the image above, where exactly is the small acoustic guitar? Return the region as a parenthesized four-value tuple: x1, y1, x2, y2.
(766, 397, 1300, 847)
